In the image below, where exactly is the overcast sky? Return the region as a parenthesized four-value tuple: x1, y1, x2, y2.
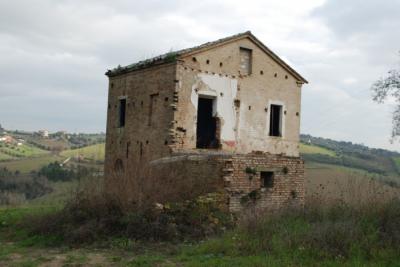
(0, 0, 399, 151)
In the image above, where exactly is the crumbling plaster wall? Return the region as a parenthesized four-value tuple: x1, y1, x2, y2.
(173, 37, 302, 156)
(190, 73, 238, 144)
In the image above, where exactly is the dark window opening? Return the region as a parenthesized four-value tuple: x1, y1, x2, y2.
(269, 104, 282, 137)
(114, 159, 124, 174)
(261, 171, 274, 188)
(118, 98, 126, 128)
(240, 47, 252, 75)
(196, 97, 219, 149)
(148, 93, 159, 126)
(126, 142, 131, 159)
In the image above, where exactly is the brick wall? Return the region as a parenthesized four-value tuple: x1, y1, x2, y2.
(224, 153, 305, 212)
(104, 63, 177, 180)
(126, 152, 305, 213)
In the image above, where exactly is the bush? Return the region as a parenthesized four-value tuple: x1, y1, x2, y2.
(0, 176, 52, 205)
(37, 161, 93, 181)
(26, 184, 234, 244)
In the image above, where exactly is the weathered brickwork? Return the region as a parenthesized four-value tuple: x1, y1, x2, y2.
(104, 32, 307, 212)
(104, 63, 176, 177)
(224, 154, 305, 212)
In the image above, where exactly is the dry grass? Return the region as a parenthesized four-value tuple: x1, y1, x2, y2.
(305, 163, 400, 207)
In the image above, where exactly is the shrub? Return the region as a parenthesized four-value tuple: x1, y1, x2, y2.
(0, 175, 52, 205)
(26, 179, 234, 244)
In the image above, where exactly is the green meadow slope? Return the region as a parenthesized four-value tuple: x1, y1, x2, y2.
(0, 135, 399, 266)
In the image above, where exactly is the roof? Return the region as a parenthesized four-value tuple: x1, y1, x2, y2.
(105, 31, 308, 83)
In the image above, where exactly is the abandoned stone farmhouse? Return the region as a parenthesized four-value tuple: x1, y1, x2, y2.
(104, 31, 308, 212)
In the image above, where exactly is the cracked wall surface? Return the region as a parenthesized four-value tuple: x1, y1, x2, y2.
(173, 37, 302, 156)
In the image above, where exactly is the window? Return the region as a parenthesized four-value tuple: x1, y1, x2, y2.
(260, 171, 274, 188)
(269, 104, 282, 137)
(118, 98, 126, 128)
(240, 47, 252, 75)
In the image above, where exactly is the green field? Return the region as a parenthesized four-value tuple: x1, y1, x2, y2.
(0, 139, 399, 266)
(0, 151, 13, 161)
(0, 143, 48, 158)
(300, 143, 336, 157)
(0, 143, 105, 174)
(0, 154, 62, 173)
(61, 143, 105, 161)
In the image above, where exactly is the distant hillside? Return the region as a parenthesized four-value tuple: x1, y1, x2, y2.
(300, 134, 400, 177)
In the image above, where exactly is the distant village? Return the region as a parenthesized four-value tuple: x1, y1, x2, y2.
(0, 124, 50, 146)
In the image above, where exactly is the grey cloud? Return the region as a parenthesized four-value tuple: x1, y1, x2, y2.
(0, 0, 399, 151)
(313, 0, 400, 37)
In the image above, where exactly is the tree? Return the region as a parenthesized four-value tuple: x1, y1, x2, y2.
(371, 56, 400, 141)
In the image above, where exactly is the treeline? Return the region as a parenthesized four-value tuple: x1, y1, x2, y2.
(37, 162, 96, 182)
(302, 154, 386, 175)
(68, 133, 106, 148)
(301, 134, 400, 176)
(0, 163, 98, 204)
(0, 143, 25, 158)
(301, 134, 400, 158)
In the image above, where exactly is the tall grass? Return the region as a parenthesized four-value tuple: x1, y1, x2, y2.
(187, 198, 400, 264)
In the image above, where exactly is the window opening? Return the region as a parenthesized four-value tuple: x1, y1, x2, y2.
(269, 104, 282, 137)
(260, 171, 274, 188)
(118, 98, 126, 127)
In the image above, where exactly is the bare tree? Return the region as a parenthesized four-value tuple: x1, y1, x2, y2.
(371, 56, 400, 141)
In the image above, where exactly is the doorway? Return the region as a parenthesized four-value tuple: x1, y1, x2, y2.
(196, 97, 219, 148)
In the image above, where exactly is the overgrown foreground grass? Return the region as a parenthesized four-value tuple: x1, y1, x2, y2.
(1, 198, 400, 266)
